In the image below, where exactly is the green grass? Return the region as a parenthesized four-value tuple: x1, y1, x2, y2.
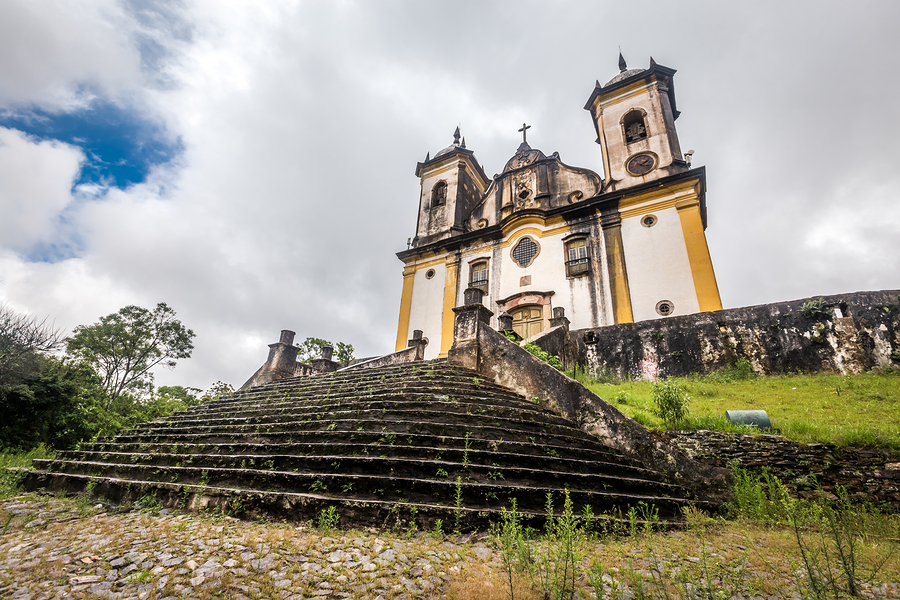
(0, 445, 55, 469)
(0, 445, 55, 499)
(581, 368, 900, 449)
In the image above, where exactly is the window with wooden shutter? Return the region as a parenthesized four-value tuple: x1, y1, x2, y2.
(469, 261, 488, 295)
(565, 238, 589, 276)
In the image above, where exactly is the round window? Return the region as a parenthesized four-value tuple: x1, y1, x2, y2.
(641, 214, 658, 228)
(425, 269, 436, 279)
(656, 300, 674, 316)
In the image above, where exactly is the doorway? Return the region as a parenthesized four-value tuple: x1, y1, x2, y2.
(510, 305, 544, 339)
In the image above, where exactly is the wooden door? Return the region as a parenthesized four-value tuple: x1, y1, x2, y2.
(511, 306, 544, 339)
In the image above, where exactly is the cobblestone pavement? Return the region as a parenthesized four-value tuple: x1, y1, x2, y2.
(2, 497, 899, 600)
(0, 497, 494, 599)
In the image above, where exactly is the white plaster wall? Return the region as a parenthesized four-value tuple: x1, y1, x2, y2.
(492, 227, 600, 330)
(407, 263, 447, 360)
(620, 206, 699, 322)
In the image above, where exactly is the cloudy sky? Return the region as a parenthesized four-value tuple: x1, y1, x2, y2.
(1, 0, 898, 391)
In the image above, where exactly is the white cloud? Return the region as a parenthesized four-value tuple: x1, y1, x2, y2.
(1, 0, 899, 391)
(0, 0, 141, 109)
(0, 128, 84, 250)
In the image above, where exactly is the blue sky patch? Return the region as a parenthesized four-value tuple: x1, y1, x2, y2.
(0, 100, 182, 190)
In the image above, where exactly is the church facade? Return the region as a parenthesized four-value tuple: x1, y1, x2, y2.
(395, 56, 722, 359)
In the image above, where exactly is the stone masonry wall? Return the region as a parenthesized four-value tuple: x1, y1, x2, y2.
(575, 290, 900, 380)
(667, 430, 900, 510)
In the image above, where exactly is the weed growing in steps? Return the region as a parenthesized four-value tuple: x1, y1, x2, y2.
(317, 505, 339, 531)
(454, 476, 464, 535)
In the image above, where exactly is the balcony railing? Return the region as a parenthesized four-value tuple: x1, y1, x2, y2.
(566, 258, 589, 276)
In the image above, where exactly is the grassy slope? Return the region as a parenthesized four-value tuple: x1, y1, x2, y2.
(581, 369, 900, 449)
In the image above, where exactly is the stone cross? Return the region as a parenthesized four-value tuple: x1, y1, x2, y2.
(518, 123, 531, 143)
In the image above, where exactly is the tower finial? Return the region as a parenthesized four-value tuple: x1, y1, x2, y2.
(618, 49, 627, 72)
(518, 122, 531, 143)
(461, 137, 466, 149)
(453, 126, 461, 145)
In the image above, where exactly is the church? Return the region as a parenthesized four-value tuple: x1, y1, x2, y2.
(395, 55, 723, 359)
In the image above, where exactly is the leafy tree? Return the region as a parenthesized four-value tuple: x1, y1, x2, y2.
(334, 342, 355, 365)
(296, 336, 355, 365)
(0, 303, 65, 386)
(296, 337, 330, 363)
(0, 355, 104, 450)
(157, 385, 203, 407)
(202, 380, 234, 401)
(66, 303, 195, 404)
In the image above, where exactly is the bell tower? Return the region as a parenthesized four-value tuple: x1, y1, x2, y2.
(411, 128, 490, 248)
(584, 54, 688, 191)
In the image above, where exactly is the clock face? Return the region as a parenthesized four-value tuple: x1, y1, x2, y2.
(627, 154, 656, 176)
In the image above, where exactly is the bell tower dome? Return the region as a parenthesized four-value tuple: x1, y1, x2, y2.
(584, 54, 687, 191)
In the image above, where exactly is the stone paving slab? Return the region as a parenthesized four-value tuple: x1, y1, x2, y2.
(0, 497, 490, 599)
(2, 497, 899, 600)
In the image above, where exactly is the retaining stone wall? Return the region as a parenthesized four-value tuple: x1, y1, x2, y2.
(667, 430, 900, 509)
(575, 290, 900, 380)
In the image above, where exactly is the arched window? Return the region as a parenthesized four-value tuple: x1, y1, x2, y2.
(623, 109, 648, 143)
(469, 261, 488, 295)
(565, 237, 590, 276)
(431, 181, 447, 207)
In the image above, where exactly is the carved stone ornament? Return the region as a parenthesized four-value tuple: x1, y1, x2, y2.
(514, 152, 535, 169)
(514, 172, 533, 204)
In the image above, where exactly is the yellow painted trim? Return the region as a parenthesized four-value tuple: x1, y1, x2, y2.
(500, 214, 565, 237)
(676, 203, 723, 312)
(403, 255, 449, 271)
(596, 73, 664, 110)
(618, 178, 701, 211)
(620, 196, 694, 220)
(501, 224, 570, 247)
(439, 255, 460, 357)
(606, 229, 634, 324)
(395, 267, 417, 351)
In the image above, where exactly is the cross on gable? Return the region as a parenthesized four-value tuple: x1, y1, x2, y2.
(518, 123, 531, 143)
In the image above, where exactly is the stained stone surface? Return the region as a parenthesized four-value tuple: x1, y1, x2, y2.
(25, 361, 708, 530)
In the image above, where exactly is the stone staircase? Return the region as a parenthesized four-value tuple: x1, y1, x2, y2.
(26, 361, 707, 531)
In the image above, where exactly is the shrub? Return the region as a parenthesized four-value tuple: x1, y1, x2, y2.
(521, 342, 564, 372)
(711, 358, 756, 383)
(651, 379, 691, 426)
(801, 297, 830, 320)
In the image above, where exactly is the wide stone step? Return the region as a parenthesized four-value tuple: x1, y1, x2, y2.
(164, 389, 543, 423)
(142, 398, 574, 431)
(24, 471, 680, 532)
(192, 384, 533, 418)
(25, 358, 703, 530)
(132, 408, 587, 442)
(42, 450, 667, 488)
(75, 437, 638, 469)
(28, 462, 692, 518)
(105, 420, 606, 453)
